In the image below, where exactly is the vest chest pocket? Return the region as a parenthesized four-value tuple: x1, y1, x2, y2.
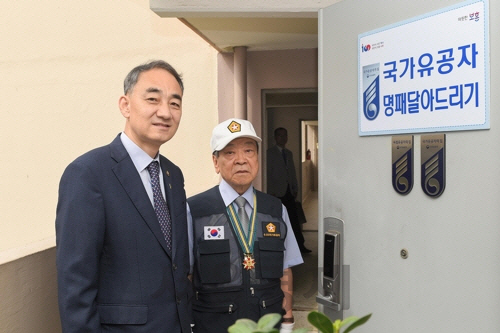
(256, 238, 285, 279)
(198, 239, 231, 284)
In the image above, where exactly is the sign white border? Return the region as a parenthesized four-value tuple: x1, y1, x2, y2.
(358, 0, 489, 136)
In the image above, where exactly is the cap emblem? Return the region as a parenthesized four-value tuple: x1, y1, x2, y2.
(228, 120, 241, 133)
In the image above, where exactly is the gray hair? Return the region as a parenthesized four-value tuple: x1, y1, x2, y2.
(123, 60, 184, 95)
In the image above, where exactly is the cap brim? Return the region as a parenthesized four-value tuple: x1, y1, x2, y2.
(213, 134, 262, 152)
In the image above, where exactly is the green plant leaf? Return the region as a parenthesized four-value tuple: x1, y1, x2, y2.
(339, 316, 358, 329)
(256, 313, 282, 330)
(333, 319, 341, 332)
(307, 311, 334, 333)
(292, 328, 310, 333)
(254, 330, 279, 333)
(342, 314, 372, 333)
(228, 318, 258, 333)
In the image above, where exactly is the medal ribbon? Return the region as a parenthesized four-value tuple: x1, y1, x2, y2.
(227, 192, 257, 254)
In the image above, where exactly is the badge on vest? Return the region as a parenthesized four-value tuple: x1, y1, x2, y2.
(204, 226, 225, 240)
(262, 222, 281, 237)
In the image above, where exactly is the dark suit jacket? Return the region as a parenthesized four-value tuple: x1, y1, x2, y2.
(56, 134, 192, 333)
(266, 145, 298, 198)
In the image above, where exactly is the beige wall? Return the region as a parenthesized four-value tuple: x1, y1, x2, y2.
(0, 0, 218, 261)
(0, 1, 218, 331)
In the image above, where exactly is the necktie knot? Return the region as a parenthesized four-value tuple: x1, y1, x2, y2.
(147, 161, 160, 177)
(235, 196, 246, 209)
(235, 196, 249, 236)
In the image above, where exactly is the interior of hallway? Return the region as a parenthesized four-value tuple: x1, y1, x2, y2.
(291, 191, 319, 332)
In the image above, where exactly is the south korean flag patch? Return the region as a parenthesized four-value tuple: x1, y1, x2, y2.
(204, 226, 225, 240)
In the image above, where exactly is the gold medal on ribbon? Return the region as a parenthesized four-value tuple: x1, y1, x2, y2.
(242, 254, 256, 270)
(227, 193, 258, 271)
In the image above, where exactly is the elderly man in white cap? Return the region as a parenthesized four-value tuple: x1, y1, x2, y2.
(187, 118, 303, 333)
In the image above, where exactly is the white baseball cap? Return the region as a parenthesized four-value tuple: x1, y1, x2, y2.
(211, 118, 262, 152)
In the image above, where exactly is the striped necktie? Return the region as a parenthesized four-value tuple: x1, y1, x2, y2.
(235, 196, 249, 235)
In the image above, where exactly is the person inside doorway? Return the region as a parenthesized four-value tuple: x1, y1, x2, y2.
(267, 127, 311, 253)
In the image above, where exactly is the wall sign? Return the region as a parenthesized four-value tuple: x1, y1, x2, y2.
(359, 0, 489, 136)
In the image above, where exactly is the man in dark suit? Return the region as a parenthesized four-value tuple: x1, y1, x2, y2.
(56, 60, 192, 332)
(267, 127, 311, 253)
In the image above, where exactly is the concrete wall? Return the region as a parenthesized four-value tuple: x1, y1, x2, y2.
(0, 0, 218, 331)
(0, 249, 60, 332)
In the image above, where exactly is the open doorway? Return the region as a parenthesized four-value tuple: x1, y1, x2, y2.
(262, 88, 319, 313)
(261, 88, 318, 203)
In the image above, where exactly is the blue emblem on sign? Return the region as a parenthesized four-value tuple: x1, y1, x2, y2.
(362, 63, 380, 120)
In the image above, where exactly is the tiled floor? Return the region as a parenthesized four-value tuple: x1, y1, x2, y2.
(292, 192, 319, 332)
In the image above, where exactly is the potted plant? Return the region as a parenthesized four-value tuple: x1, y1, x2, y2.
(308, 311, 372, 333)
(228, 311, 371, 333)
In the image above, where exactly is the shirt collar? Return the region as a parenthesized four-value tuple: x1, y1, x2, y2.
(219, 179, 254, 208)
(120, 132, 159, 173)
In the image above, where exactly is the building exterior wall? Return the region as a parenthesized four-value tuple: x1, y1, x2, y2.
(0, 0, 218, 260)
(319, 0, 500, 331)
(0, 0, 218, 331)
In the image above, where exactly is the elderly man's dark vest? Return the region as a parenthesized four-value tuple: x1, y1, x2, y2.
(188, 186, 288, 333)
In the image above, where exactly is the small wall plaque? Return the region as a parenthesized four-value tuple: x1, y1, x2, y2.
(392, 135, 414, 195)
(421, 134, 446, 198)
